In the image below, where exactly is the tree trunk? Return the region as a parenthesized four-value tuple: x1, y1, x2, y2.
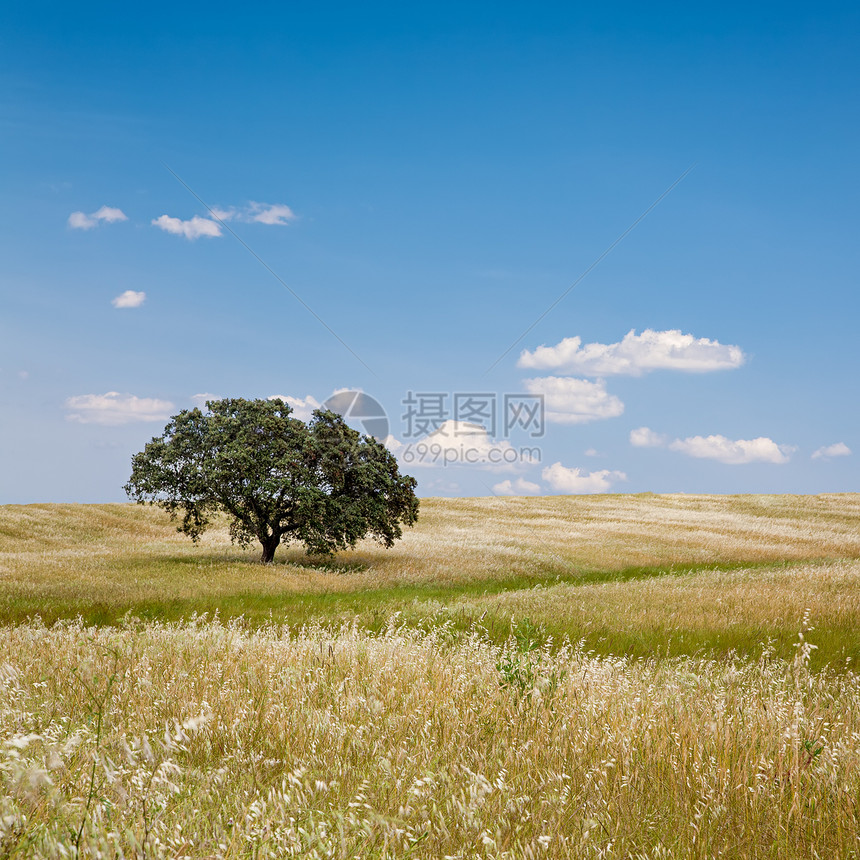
(260, 536, 280, 564)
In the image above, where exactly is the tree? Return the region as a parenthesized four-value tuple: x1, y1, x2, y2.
(125, 398, 419, 563)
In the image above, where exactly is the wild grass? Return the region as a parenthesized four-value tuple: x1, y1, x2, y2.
(2, 495, 860, 856)
(2, 618, 859, 858)
(1, 495, 859, 664)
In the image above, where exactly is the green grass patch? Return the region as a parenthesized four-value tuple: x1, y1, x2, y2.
(4, 556, 859, 668)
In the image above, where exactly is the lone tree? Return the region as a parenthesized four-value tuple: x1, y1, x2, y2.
(125, 398, 419, 563)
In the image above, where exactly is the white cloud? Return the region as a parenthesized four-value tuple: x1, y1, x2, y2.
(519, 329, 746, 376)
(630, 426, 793, 464)
(542, 462, 627, 494)
(493, 477, 542, 496)
(209, 202, 296, 226)
(409, 420, 536, 470)
(65, 392, 174, 426)
(111, 290, 146, 309)
(812, 442, 852, 460)
(152, 214, 222, 240)
(93, 205, 127, 223)
(584, 448, 601, 457)
(209, 207, 236, 222)
(383, 435, 403, 453)
(629, 426, 668, 448)
(191, 393, 220, 408)
(247, 202, 296, 225)
(524, 376, 624, 424)
(669, 435, 792, 464)
(68, 205, 128, 230)
(268, 394, 321, 422)
(151, 203, 295, 236)
(68, 212, 94, 229)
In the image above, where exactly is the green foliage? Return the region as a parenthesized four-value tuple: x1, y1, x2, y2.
(496, 650, 537, 698)
(496, 618, 567, 700)
(124, 398, 419, 562)
(512, 616, 543, 653)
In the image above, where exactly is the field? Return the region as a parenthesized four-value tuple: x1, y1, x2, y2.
(1, 495, 860, 857)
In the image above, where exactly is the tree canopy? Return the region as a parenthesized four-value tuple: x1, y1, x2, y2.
(125, 398, 419, 562)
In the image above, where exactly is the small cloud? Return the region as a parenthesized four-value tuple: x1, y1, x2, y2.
(209, 202, 296, 226)
(152, 214, 222, 240)
(268, 394, 321, 422)
(493, 477, 542, 496)
(65, 392, 174, 426)
(542, 462, 626, 494)
(670, 434, 792, 464)
(209, 207, 236, 222)
(584, 448, 601, 457)
(191, 393, 220, 409)
(631, 426, 793, 464)
(18, 370, 29, 380)
(111, 290, 146, 309)
(519, 329, 745, 376)
(629, 426, 668, 448)
(383, 435, 403, 453)
(68, 212, 94, 229)
(246, 202, 296, 225)
(68, 205, 128, 230)
(524, 376, 624, 424)
(93, 205, 127, 223)
(812, 442, 852, 460)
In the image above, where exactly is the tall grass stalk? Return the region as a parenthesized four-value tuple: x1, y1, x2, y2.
(1, 618, 859, 858)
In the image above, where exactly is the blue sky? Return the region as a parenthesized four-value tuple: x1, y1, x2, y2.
(1, 1, 858, 502)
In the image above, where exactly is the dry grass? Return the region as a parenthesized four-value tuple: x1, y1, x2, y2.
(1, 619, 859, 858)
(2, 495, 860, 856)
(1, 495, 859, 664)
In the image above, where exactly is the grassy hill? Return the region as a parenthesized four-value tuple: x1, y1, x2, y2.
(2, 494, 859, 666)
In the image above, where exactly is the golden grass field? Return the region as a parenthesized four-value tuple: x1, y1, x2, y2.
(1, 494, 860, 857)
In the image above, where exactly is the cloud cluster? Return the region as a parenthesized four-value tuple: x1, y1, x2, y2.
(630, 426, 793, 464)
(524, 376, 624, 424)
(211, 202, 296, 226)
(70, 201, 295, 240)
(812, 442, 851, 460)
(152, 215, 222, 240)
(519, 329, 745, 376)
(68, 206, 127, 230)
(516, 329, 747, 448)
(670, 435, 791, 464)
(65, 392, 174, 426)
(111, 290, 146, 309)
(629, 426, 667, 448)
(542, 462, 627, 493)
(152, 202, 296, 240)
